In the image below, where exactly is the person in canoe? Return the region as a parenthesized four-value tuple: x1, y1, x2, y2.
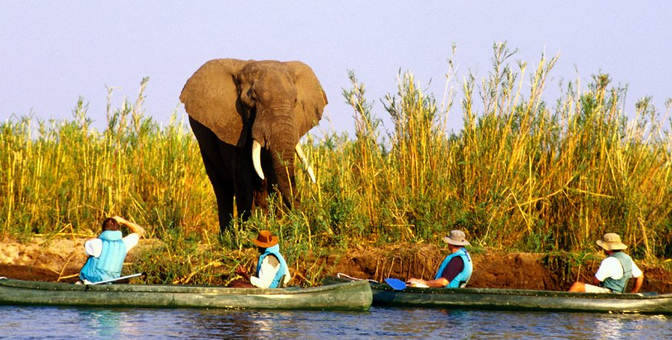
(79, 216, 145, 284)
(406, 230, 473, 288)
(569, 232, 644, 293)
(232, 230, 291, 288)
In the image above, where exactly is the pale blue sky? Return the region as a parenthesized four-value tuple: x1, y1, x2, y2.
(1, 1, 671, 135)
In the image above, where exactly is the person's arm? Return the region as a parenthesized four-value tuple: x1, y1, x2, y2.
(84, 239, 103, 257)
(408, 256, 465, 288)
(631, 274, 644, 293)
(630, 262, 644, 293)
(407, 277, 449, 288)
(591, 276, 602, 286)
(250, 258, 279, 288)
(593, 257, 614, 285)
(113, 216, 145, 237)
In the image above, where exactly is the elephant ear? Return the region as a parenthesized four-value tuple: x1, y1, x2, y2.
(180, 59, 249, 147)
(286, 61, 328, 137)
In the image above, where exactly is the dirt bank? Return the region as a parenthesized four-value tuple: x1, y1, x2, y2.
(322, 244, 671, 292)
(1, 236, 670, 293)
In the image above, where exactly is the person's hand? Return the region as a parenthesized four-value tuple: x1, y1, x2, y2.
(111, 216, 145, 237)
(407, 278, 426, 287)
(235, 266, 249, 279)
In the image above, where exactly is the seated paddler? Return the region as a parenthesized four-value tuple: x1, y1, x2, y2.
(569, 232, 644, 293)
(79, 216, 145, 284)
(234, 230, 291, 288)
(407, 229, 473, 288)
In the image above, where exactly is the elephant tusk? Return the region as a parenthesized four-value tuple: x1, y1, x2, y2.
(295, 143, 316, 183)
(252, 140, 265, 180)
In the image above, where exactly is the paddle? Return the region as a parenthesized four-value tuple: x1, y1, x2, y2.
(384, 278, 407, 290)
(88, 272, 144, 285)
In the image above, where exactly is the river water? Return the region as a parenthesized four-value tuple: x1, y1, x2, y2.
(1, 306, 670, 339)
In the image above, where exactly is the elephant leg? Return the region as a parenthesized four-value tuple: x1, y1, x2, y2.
(203, 154, 236, 232)
(231, 147, 256, 221)
(189, 117, 235, 232)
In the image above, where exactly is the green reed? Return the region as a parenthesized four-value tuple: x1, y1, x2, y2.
(2, 43, 671, 284)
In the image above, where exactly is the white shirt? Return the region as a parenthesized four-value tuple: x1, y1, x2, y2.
(594, 255, 643, 282)
(84, 233, 140, 258)
(250, 256, 291, 288)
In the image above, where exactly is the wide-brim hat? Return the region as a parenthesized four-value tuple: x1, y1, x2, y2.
(253, 230, 278, 248)
(443, 230, 470, 246)
(596, 233, 627, 251)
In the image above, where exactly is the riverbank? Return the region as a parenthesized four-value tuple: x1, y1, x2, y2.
(1, 236, 670, 293)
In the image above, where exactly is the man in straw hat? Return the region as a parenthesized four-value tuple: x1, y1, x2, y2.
(234, 230, 291, 288)
(569, 233, 644, 293)
(407, 230, 473, 288)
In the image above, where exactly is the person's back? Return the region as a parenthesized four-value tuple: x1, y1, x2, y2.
(596, 250, 637, 293)
(233, 230, 291, 288)
(254, 250, 290, 288)
(407, 230, 473, 288)
(569, 233, 644, 293)
(434, 247, 473, 288)
(79, 216, 145, 284)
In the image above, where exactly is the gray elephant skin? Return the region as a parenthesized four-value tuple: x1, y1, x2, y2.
(180, 59, 328, 232)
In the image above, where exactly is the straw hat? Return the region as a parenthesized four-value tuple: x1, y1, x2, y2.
(253, 230, 279, 248)
(596, 233, 627, 251)
(442, 230, 470, 246)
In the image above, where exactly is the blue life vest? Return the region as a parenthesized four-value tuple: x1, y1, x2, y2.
(79, 230, 127, 283)
(434, 247, 473, 288)
(600, 251, 633, 293)
(255, 245, 288, 288)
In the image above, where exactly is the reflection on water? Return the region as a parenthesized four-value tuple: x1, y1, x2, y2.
(84, 309, 141, 338)
(1, 306, 671, 339)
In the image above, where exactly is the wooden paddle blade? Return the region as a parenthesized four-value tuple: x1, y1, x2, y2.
(384, 278, 407, 290)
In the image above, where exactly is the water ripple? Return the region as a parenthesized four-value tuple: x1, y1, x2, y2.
(1, 306, 670, 339)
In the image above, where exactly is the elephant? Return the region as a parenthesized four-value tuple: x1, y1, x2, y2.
(180, 59, 328, 232)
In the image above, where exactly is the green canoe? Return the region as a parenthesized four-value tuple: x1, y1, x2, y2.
(0, 277, 372, 311)
(326, 275, 672, 315)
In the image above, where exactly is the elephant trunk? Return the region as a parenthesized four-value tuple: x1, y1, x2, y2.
(269, 119, 299, 210)
(251, 107, 300, 210)
(272, 141, 297, 210)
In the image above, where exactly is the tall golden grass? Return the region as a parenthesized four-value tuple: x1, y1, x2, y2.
(2, 44, 671, 273)
(300, 43, 672, 259)
(1, 78, 216, 240)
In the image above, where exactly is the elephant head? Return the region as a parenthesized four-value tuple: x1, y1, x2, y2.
(180, 59, 327, 232)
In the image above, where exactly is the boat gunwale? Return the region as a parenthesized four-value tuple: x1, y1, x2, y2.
(0, 277, 369, 296)
(325, 276, 669, 301)
(0, 277, 373, 311)
(369, 283, 668, 301)
(323, 276, 672, 315)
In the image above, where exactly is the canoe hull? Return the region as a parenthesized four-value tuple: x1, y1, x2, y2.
(0, 278, 372, 311)
(325, 276, 672, 315)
